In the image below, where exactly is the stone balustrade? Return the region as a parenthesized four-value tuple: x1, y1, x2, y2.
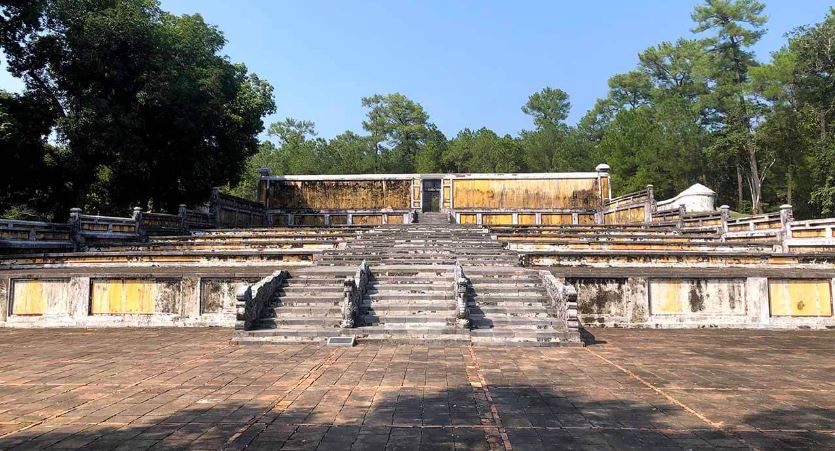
(340, 260, 369, 328)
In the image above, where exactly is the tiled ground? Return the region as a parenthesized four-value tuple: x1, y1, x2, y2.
(0, 328, 832, 450)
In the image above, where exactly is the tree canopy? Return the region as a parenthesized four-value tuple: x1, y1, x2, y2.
(4, 1, 835, 220)
(0, 0, 274, 218)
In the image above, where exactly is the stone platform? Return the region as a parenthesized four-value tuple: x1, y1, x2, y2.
(0, 328, 832, 450)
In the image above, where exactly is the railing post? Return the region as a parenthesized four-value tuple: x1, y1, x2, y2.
(132, 207, 146, 240)
(178, 204, 188, 231)
(645, 184, 654, 223)
(677, 205, 686, 229)
(779, 204, 793, 251)
(209, 187, 221, 227)
(68, 208, 83, 251)
(719, 205, 730, 236)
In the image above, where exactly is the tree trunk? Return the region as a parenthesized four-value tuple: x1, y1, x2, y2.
(736, 162, 744, 211)
(748, 144, 762, 215)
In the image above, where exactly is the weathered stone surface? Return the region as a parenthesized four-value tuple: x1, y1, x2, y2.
(0, 327, 833, 450)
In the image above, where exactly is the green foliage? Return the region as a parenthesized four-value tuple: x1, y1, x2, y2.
(0, 0, 275, 217)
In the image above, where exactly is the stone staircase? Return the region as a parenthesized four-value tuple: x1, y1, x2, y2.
(233, 223, 582, 346)
(468, 267, 577, 345)
(319, 224, 519, 266)
(354, 266, 469, 343)
(238, 267, 353, 342)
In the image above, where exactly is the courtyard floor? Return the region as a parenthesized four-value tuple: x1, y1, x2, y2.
(0, 328, 832, 450)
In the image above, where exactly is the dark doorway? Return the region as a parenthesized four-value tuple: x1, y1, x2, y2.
(422, 179, 441, 212)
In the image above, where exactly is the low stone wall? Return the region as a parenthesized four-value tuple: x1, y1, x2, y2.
(543, 270, 835, 329)
(0, 269, 271, 327)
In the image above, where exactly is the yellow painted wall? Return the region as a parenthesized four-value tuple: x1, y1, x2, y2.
(458, 214, 477, 224)
(352, 214, 383, 225)
(268, 179, 412, 209)
(91, 279, 156, 314)
(11, 279, 70, 316)
(482, 214, 513, 225)
(604, 206, 646, 224)
(451, 178, 599, 209)
(542, 214, 572, 225)
(769, 279, 833, 317)
(387, 214, 405, 224)
(518, 214, 537, 225)
(649, 279, 746, 315)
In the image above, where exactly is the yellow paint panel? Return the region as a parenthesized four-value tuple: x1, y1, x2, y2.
(451, 178, 599, 209)
(330, 215, 348, 225)
(650, 279, 746, 315)
(542, 214, 572, 225)
(386, 214, 404, 224)
(91, 279, 155, 314)
(792, 229, 826, 238)
(578, 214, 595, 224)
(769, 279, 833, 317)
(296, 215, 325, 226)
(458, 214, 477, 224)
(12, 280, 45, 315)
(518, 214, 537, 225)
(482, 214, 513, 225)
(11, 279, 70, 316)
(352, 215, 382, 225)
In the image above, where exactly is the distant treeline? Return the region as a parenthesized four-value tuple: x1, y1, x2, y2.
(2, 1, 835, 220)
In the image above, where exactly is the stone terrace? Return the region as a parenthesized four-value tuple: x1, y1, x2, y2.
(0, 328, 833, 450)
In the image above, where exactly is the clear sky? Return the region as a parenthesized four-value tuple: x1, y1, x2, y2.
(1, 1, 831, 139)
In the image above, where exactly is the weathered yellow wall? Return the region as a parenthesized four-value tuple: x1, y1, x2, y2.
(451, 178, 599, 209)
(11, 279, 70, 315)
(482, 214, 513, 225)
(458, 214, 477, 224)
(769, 279, 833, 317)
(91, 279, 156, 314)
(542, 214, 573, 225)
(649, 279, 746, 315)
(268, 179, 411, 209)
(604, 206, 646, 224)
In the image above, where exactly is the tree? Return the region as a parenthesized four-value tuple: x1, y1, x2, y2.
(361, 93, 432, 173)
(692, 0, 768, 213)
(0, 90, 58, 218)
(442, 128, 522, 173)
(521, 87, 571, 129)
(0, 0, 275, 216)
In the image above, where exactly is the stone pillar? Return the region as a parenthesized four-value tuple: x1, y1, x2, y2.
(0, 276, 9, 322)
(68, 207, 83, 251)
(257, 167, 271, 208)
(68, 277, 91, 319)
(181, 276, 201, 319)
(746, 277, 770, 326)
(645, 184, 655, 223)
(677, 205, 686, 229)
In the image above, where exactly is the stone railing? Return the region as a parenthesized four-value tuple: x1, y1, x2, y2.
(602, 185, 655, 225)
(453, 262, 470, 328)
(268, 209, 414, 227)
(235, 269, 287, 330)
(538, 270, 580, 338)
(0, 218, 73, 251)
(211, 188, 267, 228)
(453, 209, 597, 226)
(341, 260, 369, 328)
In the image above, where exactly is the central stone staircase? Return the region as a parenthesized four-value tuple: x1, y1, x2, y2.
(232, 223, 582, 346)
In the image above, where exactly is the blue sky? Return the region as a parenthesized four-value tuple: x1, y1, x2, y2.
(1, 1, 831, 139)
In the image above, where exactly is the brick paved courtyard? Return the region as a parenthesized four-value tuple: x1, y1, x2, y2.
(0, 328, 832, 450)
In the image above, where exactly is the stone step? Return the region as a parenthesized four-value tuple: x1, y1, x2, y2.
(366, 292, 454, 300)
(257, 318, 342, 327)
(360, 303, 456, 312)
